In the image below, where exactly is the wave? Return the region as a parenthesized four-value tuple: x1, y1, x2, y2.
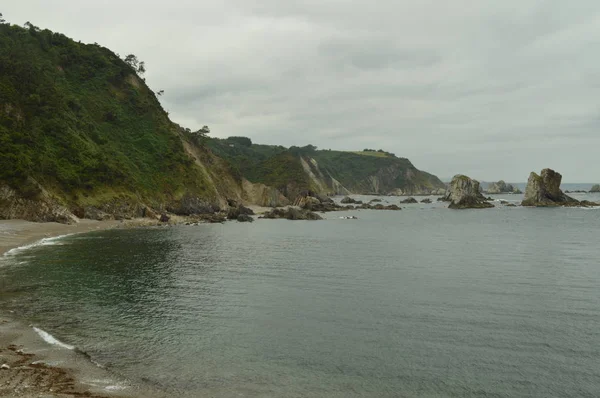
(32, 326, 75, 350)
(3, 234, 74, 257)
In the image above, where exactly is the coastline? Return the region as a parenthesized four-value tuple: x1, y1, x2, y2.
(0, 219, 162, 398)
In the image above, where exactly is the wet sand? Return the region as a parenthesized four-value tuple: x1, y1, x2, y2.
(0, 219, 159, 398)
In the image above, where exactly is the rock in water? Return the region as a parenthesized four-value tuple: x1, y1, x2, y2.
(400, 197, 418, 204)
(237, 214, 254, 222)
(590, 184, 600, 193)
(521, 169, 579, 207)
(443, 175, 494, 209)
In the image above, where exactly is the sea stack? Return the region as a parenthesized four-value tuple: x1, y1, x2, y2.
(443, 175, 494, 209)
(521, 168, 579, 207)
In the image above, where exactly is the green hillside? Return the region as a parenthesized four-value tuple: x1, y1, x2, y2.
(208, 138, 445, 195)
(0, 21, 212, 207)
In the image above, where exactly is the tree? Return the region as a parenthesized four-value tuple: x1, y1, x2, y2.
(137, 61, 146, 75)
(0, 13, 5, 24)
(124, 54, 139, 69)
(156, 90, 164, 96)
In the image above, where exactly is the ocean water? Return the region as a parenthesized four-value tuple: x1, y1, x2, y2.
(2, 195, 600, 397)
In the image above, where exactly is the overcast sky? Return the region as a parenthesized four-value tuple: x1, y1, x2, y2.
(4, 1, 600, 181)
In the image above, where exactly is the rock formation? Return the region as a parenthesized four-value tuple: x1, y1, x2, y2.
(442, 175, 494, 209)
(400, 197, 418, 204)
(260, 208, 323, 220)
(590, 184, 600, 193)
(486, 180, 520, 194)
(420, 198, 432, 203)
(521, 169, 579, 207)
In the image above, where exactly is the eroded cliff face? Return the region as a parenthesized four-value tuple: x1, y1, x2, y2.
(0, 183, 78, 224)
(301, 155, 445, 196)
(521, 169, 578, 207)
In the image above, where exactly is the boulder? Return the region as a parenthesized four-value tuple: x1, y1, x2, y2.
(442, 175, 494, 209)
(400, 197, 418, 204)
(237, 214, 254, 222)
(521, 169, 579, 207)
(369, 198, 382, 203)
(590, 184, 600, 193)
(227, 204, 255, 220)
(341, 196, 357, 204)
(420, 198, 432, 203)
(159, 214, 170, 223)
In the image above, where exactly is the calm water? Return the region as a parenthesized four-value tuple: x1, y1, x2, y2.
(2, 195, 600, 397)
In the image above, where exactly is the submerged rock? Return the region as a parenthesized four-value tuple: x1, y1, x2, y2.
(521, 169, 579, 207)
(442, 175, 494, 209)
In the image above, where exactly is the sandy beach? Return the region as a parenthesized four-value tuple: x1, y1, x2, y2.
(0, 219, 155, 398)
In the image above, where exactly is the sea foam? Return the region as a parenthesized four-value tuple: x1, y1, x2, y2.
(3, 234, 74, 257)
(33, 327, 75, 350)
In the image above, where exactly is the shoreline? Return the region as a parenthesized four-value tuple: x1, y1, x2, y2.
(0, 219, 163, 398)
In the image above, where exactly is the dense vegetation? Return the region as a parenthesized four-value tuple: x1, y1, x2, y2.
(207, 137, 313, 193)
(208, 137, 444, 194)
(0, 21, 209, 204)
(1, 18, 444, 216)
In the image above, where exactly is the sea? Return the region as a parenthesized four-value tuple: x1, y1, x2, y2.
(2, 192, 600, 397)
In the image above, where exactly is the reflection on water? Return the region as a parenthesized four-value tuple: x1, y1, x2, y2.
(1, 202, 600, 397)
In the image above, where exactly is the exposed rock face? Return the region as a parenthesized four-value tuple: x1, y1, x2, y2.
(293, 191, 343, 212)
(442, 175, 494, 209)
(590, 184, 600, 193)
(0, 183, 78, 224)
(521, 169, 579, 207)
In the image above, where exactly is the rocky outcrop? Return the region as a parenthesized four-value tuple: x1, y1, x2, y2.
(260, 208, 323, 220)
(442, 175, 494, 209)
(0, 183, 78, 224)
(590, 184, 600, 193)
(227, 205, 255, 220)
(400, 197, 418, 204)
(521, 169, 579, 207)
(236, 214, 254, 222)
(486, 180, 520, 194)
(341, 196, 361, 204)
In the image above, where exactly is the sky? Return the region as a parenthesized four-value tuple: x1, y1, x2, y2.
(3, 1, 600, 182)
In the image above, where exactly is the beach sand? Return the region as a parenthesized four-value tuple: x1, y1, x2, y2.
(0, 219, 160, 398)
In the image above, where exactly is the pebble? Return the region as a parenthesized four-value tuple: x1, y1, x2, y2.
(1, 364, 10, 370)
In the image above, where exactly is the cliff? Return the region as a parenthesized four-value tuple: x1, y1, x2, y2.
(0, 21, 444, 222)
(0, 22, 251, 222)
(207, 139, 445, 198)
